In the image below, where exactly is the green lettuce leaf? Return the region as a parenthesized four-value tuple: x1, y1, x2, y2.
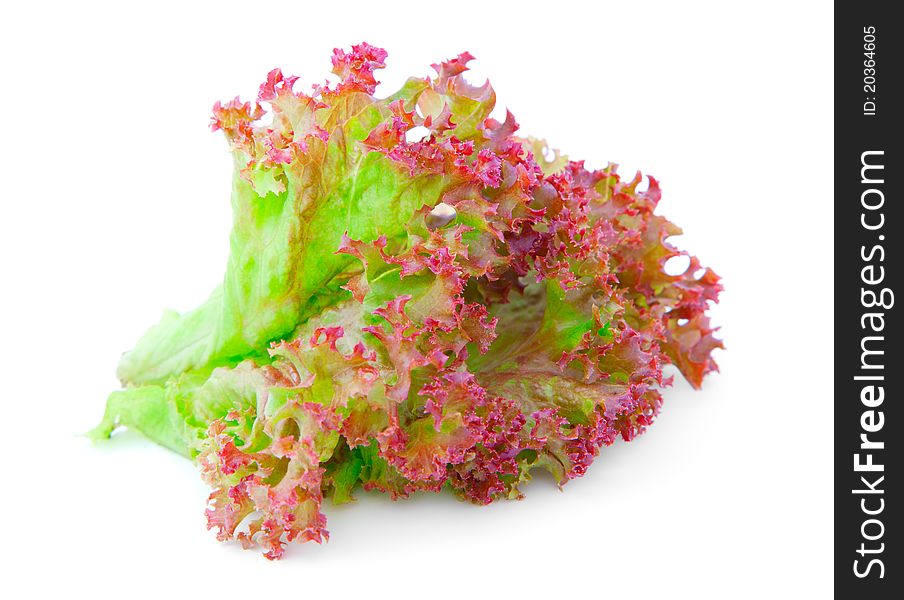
(117, 50, 445, 385)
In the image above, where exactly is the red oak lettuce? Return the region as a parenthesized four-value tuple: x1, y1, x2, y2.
(91, 43, 722, 559)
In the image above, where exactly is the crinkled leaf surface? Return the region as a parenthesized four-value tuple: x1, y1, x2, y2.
(93, 43, 723, 560)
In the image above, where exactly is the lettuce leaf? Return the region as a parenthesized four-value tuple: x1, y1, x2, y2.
(116, 46, 445, 385)
(92, 43, 722, 559)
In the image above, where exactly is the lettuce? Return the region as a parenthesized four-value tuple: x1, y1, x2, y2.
(90, 43, 722, 559)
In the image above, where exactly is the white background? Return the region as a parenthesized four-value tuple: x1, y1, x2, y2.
(1, 1, 833, 597)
